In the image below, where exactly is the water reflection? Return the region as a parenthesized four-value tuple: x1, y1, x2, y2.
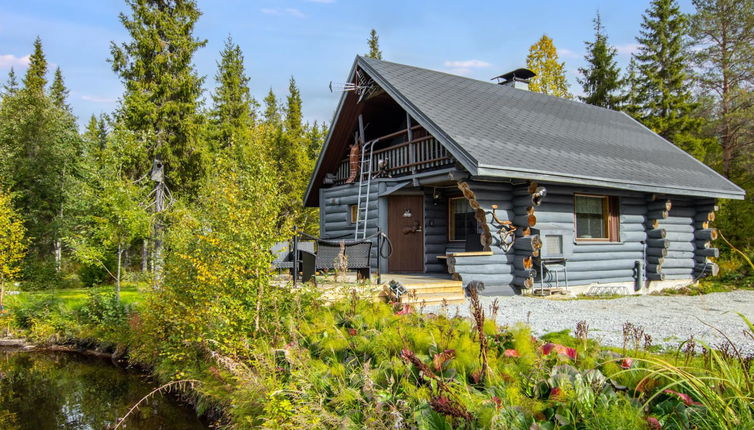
(0, 349, 208, 430)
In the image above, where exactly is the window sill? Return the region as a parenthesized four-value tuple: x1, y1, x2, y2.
(573, 240, 624, 245)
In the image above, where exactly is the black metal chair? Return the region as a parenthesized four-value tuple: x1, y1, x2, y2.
(297, 238, 373, 282)
(271, 241, 294, 270)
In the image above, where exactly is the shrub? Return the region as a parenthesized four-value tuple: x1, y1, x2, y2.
(20, 258, 65, 290)
(13, 294, 63, 329)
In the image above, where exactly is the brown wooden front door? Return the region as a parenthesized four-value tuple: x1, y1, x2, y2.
(388, 195, 424, 272)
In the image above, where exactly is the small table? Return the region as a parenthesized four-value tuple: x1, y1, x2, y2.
(538, 257, 568, 294)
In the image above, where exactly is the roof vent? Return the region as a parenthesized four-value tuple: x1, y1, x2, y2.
(492, 68, 536, 90)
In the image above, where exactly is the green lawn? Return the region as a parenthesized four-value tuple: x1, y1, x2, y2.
(5, 283, 145, 311)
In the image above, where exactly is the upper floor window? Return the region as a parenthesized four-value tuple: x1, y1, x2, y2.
(574, 194, 619, 241)
(449, 197, 474, 242)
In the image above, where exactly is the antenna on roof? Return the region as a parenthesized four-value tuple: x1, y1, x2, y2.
(329, 69, 379, 102)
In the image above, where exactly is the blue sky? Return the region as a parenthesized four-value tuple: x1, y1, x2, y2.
(0, 0, 695, 128)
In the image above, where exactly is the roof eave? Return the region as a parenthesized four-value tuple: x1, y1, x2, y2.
(476, 164, 746, 200)
(303, 60, 359, 207)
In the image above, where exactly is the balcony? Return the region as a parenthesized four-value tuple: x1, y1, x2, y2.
(333, 129, 453, 184)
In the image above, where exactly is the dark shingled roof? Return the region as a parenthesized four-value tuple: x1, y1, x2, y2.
(354, 56, 743, 200)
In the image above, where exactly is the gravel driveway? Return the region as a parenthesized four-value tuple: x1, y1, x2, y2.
(424, 290, 754, 355)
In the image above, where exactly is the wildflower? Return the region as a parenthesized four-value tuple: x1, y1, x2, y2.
(621, 357, 634, 369)
(550, 386, 564, 401)
(664, 389, 702, 406)
(503, 349, 520, 358)
(491, 396, 502, 409)
(432, 349, 455, 371)
(347, 328, 357, 336)
(646, 417, 662, 429)
(430, 396, 473, 421)
(396, 304, 413, 315)
(541, 343, 577, 360)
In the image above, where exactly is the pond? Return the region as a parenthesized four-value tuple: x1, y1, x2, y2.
(0, 349, 208, 430)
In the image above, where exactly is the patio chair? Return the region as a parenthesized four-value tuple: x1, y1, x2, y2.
(298, 238, 373, 281)
(271, 241, 294, 270)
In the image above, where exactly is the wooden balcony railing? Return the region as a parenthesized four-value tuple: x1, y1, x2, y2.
(334, 135, 453, 184)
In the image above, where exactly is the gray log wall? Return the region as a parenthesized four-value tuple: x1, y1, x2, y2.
(534, 184, 645, 288)
(423, 191, 449, 273)
(319, 183, 381, 267)
(445, 181, 517, 296)
(318, 179, 718, 292)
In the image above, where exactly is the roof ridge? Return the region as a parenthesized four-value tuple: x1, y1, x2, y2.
(359, 55, 628, 117)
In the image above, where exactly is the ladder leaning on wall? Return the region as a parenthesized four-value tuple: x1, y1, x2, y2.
(354, 138, 377, 240)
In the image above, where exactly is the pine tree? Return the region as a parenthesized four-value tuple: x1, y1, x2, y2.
(2, 68, 19, 97)
(526, 35, 571, 98)
(110, 0, 208, 195)
(22, 37, 47, 94)
(210, 36, 257, 150)
(630, 0, 704, 157)
(690, 0, 754, 178)
(49, 67, 70, 111)
(578, 13, 625, 109)
(366, 29, 382, 60)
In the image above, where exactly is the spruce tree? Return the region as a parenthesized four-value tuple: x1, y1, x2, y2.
(2, 68, 19, 97)
(210, 36, 257, 150)
(526, 35, 572, 98)
(284, 77, 303, 134)
(23, 37, 47, 94)
(578, 13, 624, 109)
(366, 29, 382, 60)
(110, 0, 208, 195)
(0, 38, 82, 266)
(49, 67, 70, 111)
(630, 0, 704, 157)
(263, 89, 280, 125)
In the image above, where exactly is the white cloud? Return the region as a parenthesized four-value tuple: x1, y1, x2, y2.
(261, 8, 305, 17)
(443, 59, 491, 68)
(0, 54, 30, 69)
(559, 48, 581, 59)
(615, 43, 640, 55)
(81, 95, 116, 103)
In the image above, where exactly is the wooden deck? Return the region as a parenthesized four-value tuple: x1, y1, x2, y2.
(381, 273, 466, 306)
(276, 272, 466, 306)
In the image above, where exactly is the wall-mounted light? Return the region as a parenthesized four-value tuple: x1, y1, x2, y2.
(432, 187, 441, 206)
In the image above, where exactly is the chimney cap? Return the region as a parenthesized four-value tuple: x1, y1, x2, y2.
(492, 68, 536, 83)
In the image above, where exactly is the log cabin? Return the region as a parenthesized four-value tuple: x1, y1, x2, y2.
(303, 56, 745, 296)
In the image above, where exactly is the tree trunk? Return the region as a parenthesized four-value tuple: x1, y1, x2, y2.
(54, 239, 62, 272)
(116, 244, 122, 303)
(153, 181, 166, 289)
(254, 271, 263, 334)
(0, 276, 5, 310)
(141, 239, 148, 272)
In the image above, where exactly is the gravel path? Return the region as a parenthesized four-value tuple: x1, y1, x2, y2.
(424, 290, 754, 355)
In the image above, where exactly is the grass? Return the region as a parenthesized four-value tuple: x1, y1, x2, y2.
(4, 283, 144, 312)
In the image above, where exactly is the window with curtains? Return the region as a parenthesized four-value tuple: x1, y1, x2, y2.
(448, 197, 475, 242)
(574, 195, 619, 241)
